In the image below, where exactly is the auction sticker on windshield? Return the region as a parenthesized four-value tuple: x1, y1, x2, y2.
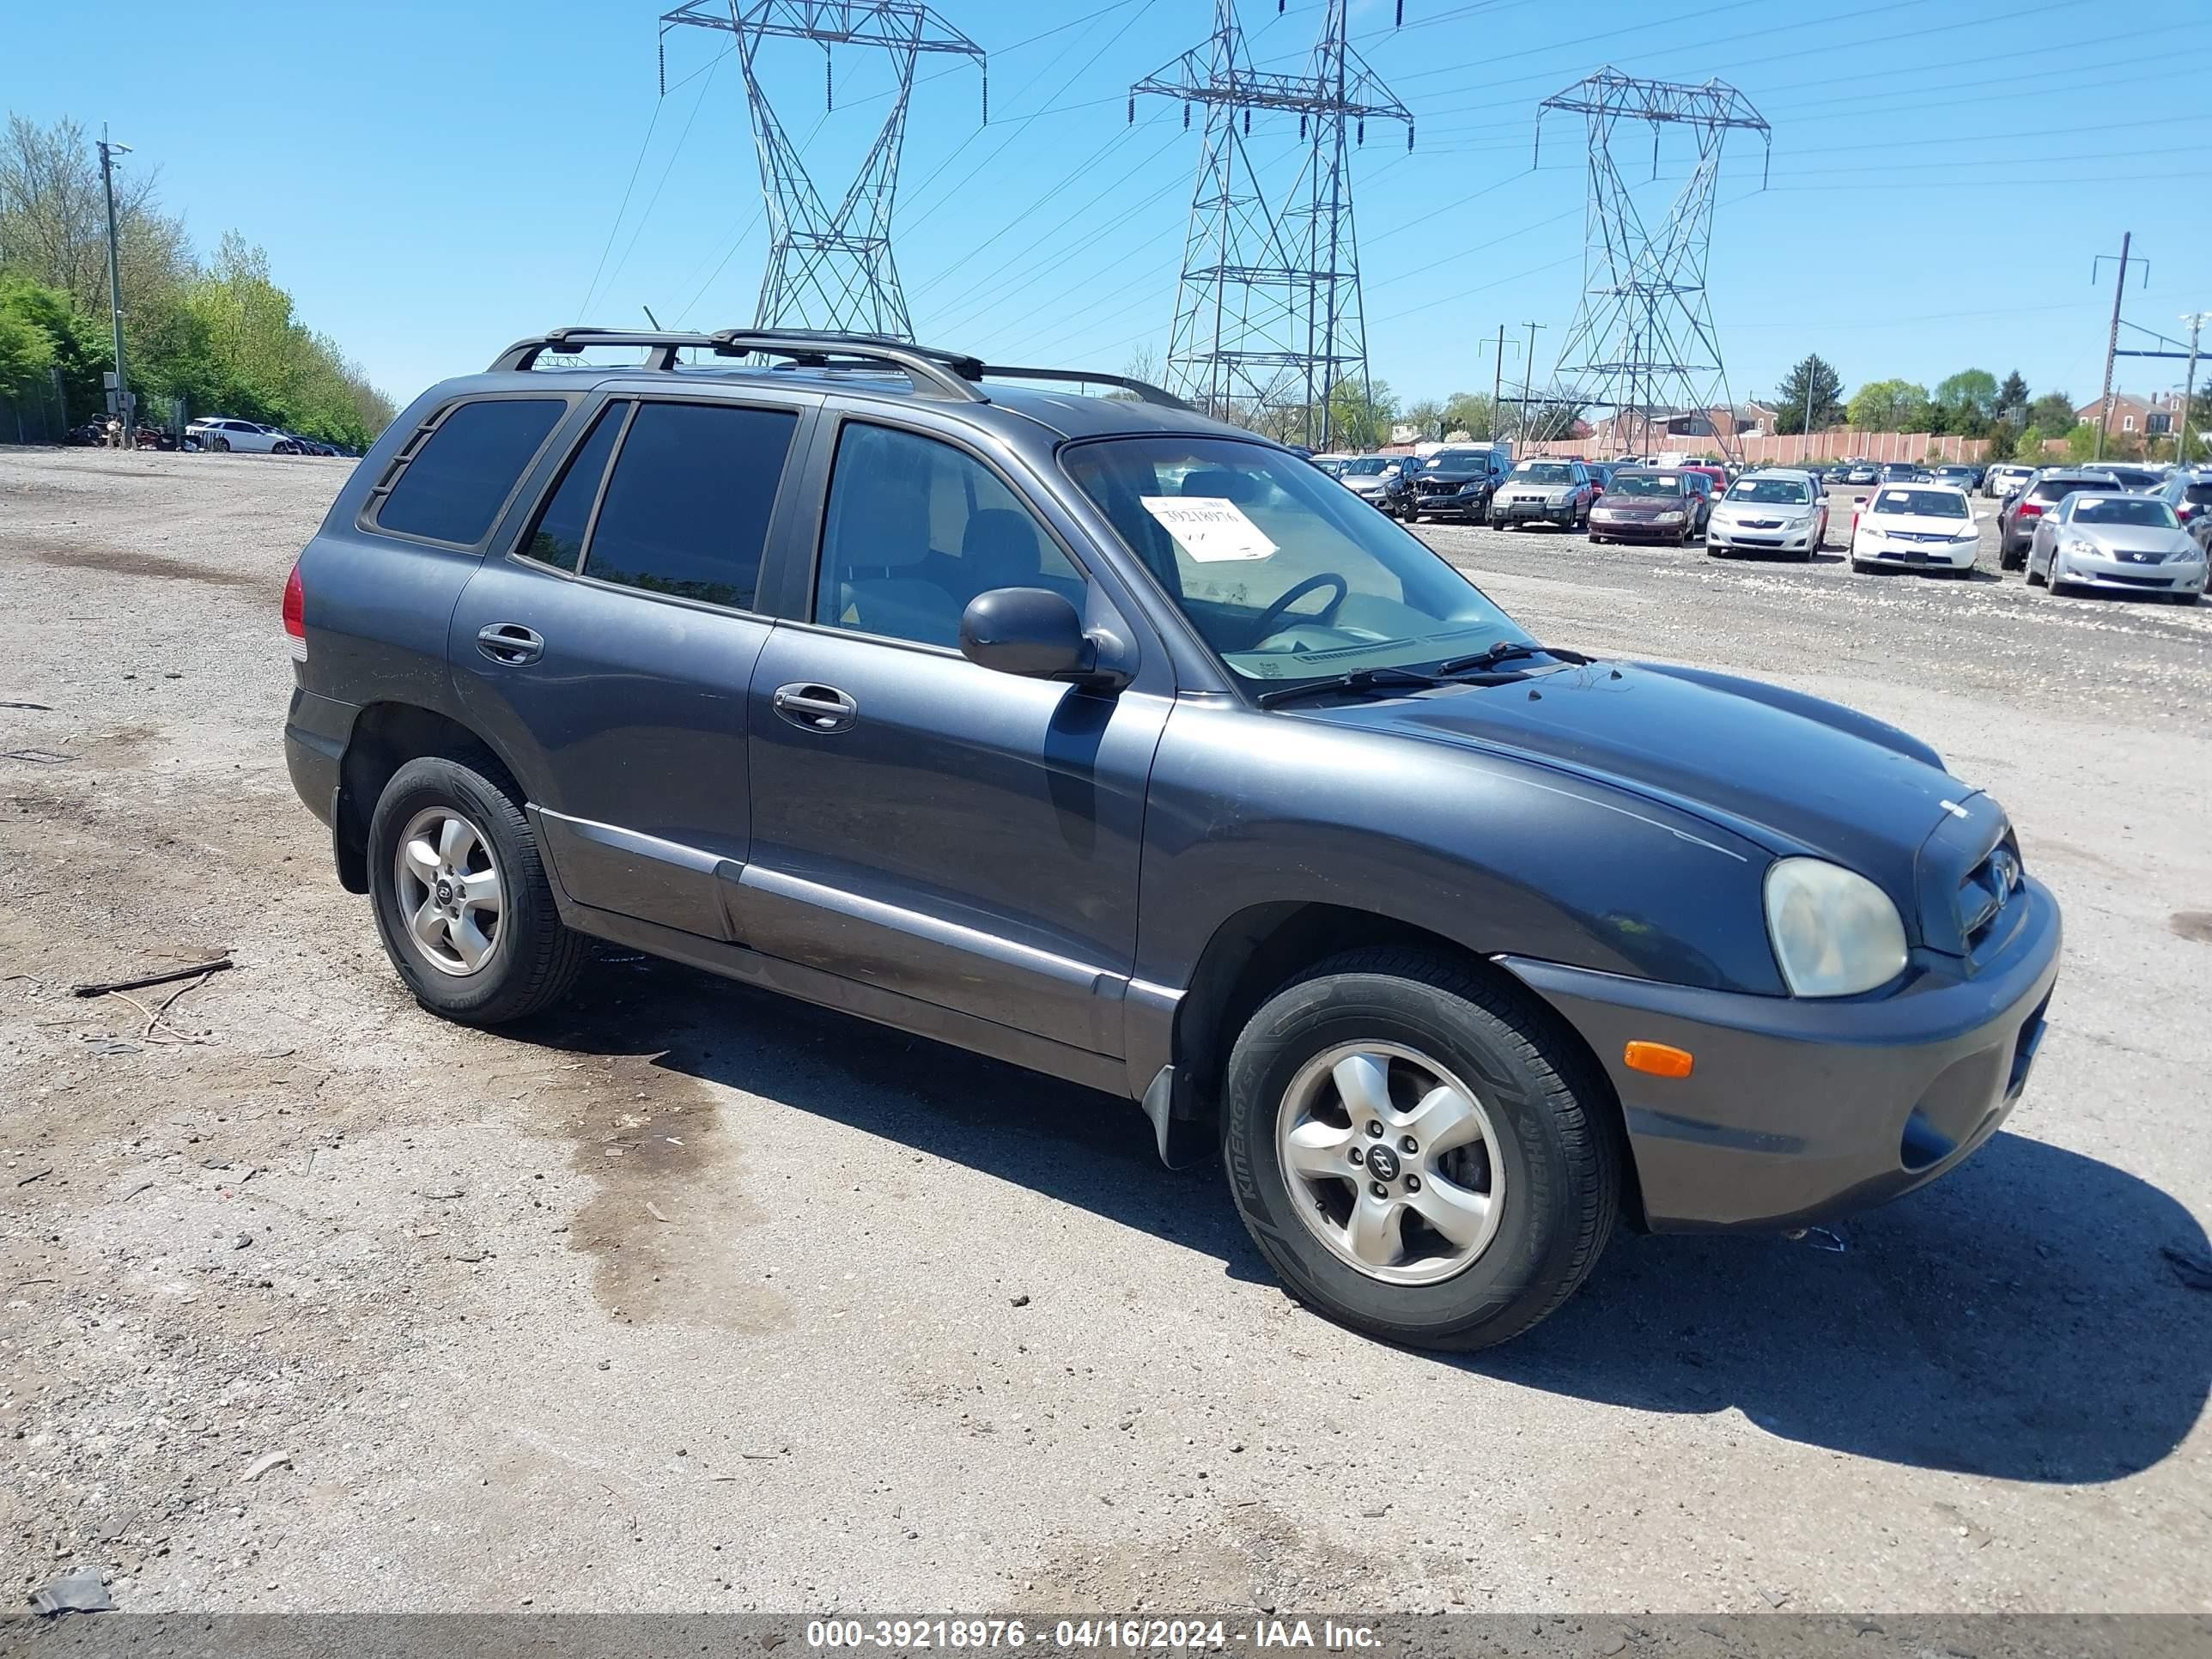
(1140, 496, 1279, 562)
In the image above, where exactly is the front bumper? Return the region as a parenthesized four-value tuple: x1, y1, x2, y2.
(1495, 496, 1577, 523)
(1711, 517, 1818, 551)
(1856, 534, 1978, 569)
(1590, 515, 1689, 541)
(2054, 552, 2206, 593)
(1411, 490, 1487, 520)
(1499, 875, 2062, 1231)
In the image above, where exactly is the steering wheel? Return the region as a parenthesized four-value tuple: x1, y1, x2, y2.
(1249, 573, 1349, 645)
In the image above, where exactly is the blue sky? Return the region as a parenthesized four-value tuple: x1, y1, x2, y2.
(9, 0, 2207, 413)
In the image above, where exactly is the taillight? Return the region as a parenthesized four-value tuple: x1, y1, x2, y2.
(2017, 501, 2044, 518)
(283, 561, 307, 662)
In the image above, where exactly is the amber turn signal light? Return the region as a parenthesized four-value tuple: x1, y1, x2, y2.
(1624, 1041, 1694, 1079)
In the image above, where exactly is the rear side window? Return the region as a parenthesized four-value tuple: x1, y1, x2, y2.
(521, 404, 625, 573)
(375, 398, 566, 544)
(580, 402, 796, 611)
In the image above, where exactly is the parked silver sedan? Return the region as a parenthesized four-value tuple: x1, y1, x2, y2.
(2026, 491, 2206, 604)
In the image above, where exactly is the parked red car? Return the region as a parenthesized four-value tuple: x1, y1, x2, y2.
(1586, 468, 1715, 545)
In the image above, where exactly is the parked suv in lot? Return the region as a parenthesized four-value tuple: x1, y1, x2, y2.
(1489, 459, 1596, 530)
(1404, 444, 1509, 523)
(284, 326, 2061, 1352)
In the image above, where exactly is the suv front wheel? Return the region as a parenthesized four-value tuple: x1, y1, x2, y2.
(1222, 949, 1620, 1350)
(366, 755, 586, 1024)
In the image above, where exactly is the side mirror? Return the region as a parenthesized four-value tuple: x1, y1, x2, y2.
(960, 587, 1125, 689)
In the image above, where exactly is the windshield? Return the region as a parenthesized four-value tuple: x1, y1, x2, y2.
(1510, 464, 1574, 484)
(2075, 496, 2179, 527)
(1609, 472, 1684, 498)
(1425, 449, 1490, 471)
(1872, 489, 1968, 518)
(1060, 437, 1521, 689)
(1725, 477, 1814, 504)
(1341, 457, 1390, 476)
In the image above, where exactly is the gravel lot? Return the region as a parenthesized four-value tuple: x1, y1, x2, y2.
(2, 447, 2209, 1616)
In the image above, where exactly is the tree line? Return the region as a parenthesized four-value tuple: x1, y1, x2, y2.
(0, 112, 394, 448)
(1772, 352, 2207, 463)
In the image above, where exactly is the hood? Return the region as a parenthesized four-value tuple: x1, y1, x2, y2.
(1863, 511, 1974, 536)
(1303, 659, 1966, 924)
(1595, 491, 1688, 515)
(2067, 523, 2194, 557)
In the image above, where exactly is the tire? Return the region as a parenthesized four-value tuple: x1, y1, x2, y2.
(212, 436, 229, 453)
(366, 754, 587, 1025)
(1221, 947, 1620, 1352)
(2026, 562, 2045, 586)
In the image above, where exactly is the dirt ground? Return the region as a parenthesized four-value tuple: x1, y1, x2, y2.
(2, 447, 2209, 1616)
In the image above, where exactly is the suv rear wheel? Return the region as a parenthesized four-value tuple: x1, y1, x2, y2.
(1222, 949, 1620, 1350)
(366, 756, 586, 1024)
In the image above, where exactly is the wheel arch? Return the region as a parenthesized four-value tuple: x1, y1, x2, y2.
(334, 701, 527, 894)
(1168, 900, 1644, 1228)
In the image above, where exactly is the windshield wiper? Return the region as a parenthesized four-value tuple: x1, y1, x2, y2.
(1432, 640, 1594, 676)
(1255, 665, 1445, 708)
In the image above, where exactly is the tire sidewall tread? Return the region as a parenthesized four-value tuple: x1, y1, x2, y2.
(366, 755, 586, 1025)
(1222, 947, 1619, 1352)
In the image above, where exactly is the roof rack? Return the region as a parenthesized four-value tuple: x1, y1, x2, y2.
(488, 327, 1193, 411)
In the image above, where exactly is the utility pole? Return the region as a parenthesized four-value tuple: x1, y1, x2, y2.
(97, 125, 133, 449)
(2091, 232, 2146, 462)
(2177, 312, 2206, 467)
(1472, 324, 1516, 439)
(1800, 363, 1817, 465)
(1516, 320, 1546, 449)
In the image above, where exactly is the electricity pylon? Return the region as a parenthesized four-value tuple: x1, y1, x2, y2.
(1133, 0, 1412, 448)
(1535, 69, 1768, 460)
(660, 1, 984, 340)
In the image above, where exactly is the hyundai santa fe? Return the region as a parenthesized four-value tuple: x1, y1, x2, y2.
(283, 326, 2063, 1351)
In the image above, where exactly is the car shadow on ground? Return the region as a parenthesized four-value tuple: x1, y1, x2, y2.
(516, 954, 2209, 1486)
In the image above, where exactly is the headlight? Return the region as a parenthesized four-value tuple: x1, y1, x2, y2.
(2167, 544, 2202, 563)
(2061, 537, 2096, 557)
(1591, 507, 1619, 520)
(1655, 511, 1684, 524)
(1764, 857, 1908, 998)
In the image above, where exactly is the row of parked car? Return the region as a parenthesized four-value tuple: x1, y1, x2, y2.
(185, 417, 355, 456)
(1319, 447, 2209, 604)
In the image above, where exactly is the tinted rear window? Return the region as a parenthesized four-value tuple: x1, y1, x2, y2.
(580, 401, 797, 611)
(2030, 477, 2105, 501)
(375, 399, 565, 544)
(2186, 483, 2212, 505)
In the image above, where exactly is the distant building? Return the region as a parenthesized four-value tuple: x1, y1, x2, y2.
(2075, 390, 2189, 436)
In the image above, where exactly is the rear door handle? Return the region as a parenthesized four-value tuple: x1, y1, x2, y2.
(477, 623, 544, 665)
(772, 683, 858, 734)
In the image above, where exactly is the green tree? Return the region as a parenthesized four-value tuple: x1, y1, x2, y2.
(1773, 353, 1844, 434)
(1439, 391, 1493, 440)
(0, 307, 52, 395)
(1327, 375, 1396, 451)
(1996, 370, 2029, 423)
(1931, 369, 1997, 437)
(2027, 391, 2076, 434)
(1400, 398, 1445, 441)
(0, 274, 104, 418)
(1845, 378, 1931, 433)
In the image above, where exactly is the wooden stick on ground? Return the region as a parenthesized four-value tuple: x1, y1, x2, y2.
(70, 957, 233, 999)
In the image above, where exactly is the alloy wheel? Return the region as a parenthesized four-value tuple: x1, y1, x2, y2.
(392, 806, 506, 976)
(1277, 1041, 1507, 1285)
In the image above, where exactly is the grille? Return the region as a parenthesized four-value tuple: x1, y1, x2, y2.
(1958, 839, 2024, 952)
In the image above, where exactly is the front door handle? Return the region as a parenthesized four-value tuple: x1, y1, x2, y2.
(477, 623, 544, 665)
(772, 682, 858, 734)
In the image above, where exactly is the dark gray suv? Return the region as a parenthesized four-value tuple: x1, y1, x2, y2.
(283, 327, 2062, 1351)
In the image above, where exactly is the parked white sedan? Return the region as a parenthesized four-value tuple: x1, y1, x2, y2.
(1849, 483, 1987, 576)
(186, 417, 299, 454)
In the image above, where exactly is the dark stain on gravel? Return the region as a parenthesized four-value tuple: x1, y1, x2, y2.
(22, 540, 267, 592)
(2171, 912, 2212, 945)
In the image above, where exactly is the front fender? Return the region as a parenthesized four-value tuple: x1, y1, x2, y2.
(1127, 700, 1784, 1088)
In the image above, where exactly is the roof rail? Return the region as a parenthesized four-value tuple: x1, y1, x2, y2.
(978, 364, 1191, 411)
(708, 330, 986, 402)
(489, 328, 720, 372)
(489, 327, 1193, 412)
